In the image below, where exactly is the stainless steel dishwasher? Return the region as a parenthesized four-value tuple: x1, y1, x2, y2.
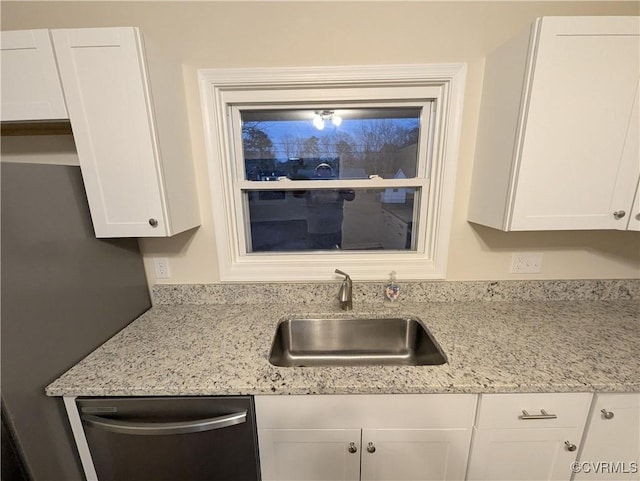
(77, 396, 261, 481)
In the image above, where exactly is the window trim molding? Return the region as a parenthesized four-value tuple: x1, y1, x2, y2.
(199, 64, 467, 282)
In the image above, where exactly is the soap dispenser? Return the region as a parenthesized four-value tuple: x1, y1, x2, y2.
(384, 271, 400, 307)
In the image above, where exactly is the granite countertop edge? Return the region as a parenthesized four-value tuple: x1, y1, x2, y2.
(46, 299, 640, 397)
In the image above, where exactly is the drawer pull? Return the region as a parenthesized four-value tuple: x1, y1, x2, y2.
(519, 409, 557, 420)
(564, 441, 577, 452)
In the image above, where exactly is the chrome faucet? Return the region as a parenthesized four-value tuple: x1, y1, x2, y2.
(335, 269, 353, 311)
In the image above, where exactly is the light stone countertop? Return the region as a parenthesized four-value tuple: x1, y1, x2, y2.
(46, 299, 639, 397)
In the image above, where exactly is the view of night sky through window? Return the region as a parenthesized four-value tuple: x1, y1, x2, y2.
(253, 119, 418, 161)
(242, 109, 420, 160)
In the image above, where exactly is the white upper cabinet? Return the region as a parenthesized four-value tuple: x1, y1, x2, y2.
(623, 101, 640, 231)
(628, 183, 640, 231)
(0, 29, 68, 121)
(468, 16, 640, 231)
(51, 27, 199, 237)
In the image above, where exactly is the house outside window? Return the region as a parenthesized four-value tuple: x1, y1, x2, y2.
(199, 64, 466, 281)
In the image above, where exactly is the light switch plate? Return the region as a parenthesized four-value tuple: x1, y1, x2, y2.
(511, 252, 543, 274)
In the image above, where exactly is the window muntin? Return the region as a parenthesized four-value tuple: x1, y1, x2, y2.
(199, 64, 466, 280)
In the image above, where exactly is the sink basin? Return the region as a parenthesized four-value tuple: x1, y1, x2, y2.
(268, 317, 447, 367)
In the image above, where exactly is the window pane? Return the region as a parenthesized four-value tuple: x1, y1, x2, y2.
(241, 108, 421, 181)
(245, 188, 417, 252)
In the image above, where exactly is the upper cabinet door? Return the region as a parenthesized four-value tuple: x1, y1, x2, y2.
(627, 180, 640, 231)
(513, 17, 640, 231)
(469, 16, 640, 231)
(621, 89, 640, 231)
(51, 27, 199, 238)
(0, 29, 68, 121)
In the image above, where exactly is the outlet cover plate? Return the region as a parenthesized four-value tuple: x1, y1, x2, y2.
(153, 257, 171, 279)
(511, 252, 543, 274)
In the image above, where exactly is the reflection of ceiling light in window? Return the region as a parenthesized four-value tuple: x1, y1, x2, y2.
(312, 113, 325, 130)
(313, 110, 342, 130)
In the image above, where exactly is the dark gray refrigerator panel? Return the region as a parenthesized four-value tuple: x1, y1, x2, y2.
(1, 162, 152, 481)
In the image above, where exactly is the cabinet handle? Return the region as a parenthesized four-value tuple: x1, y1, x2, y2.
(348, 442, 358, 454)
(564, 441, 577, 452)
(613, 210, 626, 220)
(601, 409, 615, 420)
(519, 409, 557, 420)
(149, 218, 159, 227)
(80, 411, 246, 435)
(366, 442, 376, 453)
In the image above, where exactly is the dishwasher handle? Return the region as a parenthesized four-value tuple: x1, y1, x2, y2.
(81, 410, 247, 436)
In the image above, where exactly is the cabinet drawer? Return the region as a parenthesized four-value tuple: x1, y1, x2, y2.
(476, 393, 592, 429)
(256, 394, 477, 429)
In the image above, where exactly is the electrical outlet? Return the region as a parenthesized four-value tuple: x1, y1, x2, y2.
(153, 257, 171, 279)
(511, 252, 543, 274)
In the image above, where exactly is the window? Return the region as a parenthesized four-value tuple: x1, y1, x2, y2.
(199, 64, 466, 281)
(240, 107, 424, 253)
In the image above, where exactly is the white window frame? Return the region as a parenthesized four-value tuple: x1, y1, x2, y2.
(199, 64, 466, 282)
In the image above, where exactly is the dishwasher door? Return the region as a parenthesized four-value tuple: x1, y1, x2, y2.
(77, 396, 260, 481)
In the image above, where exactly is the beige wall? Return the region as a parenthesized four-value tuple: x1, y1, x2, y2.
(3, 1, 639, 283)
(1, 135, 79, 165)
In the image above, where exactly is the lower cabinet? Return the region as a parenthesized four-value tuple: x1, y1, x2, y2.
(255, 394, 476, 481)
(465, 393, 593, 481)
(257, 428, 361, 480)
(467, 427, 586, 480)
(62, 391, 639, 480)
(574, 393, 640, 480)
(360, 428, 472, 481)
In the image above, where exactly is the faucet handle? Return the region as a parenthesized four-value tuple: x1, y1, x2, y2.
(335, 269, 351, 280)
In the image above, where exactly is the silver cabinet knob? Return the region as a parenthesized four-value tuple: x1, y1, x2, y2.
(149, 218, 159, 227)
(348, 442, 357, 454)
(366, 442, 376, 453)
(601, 409, 615, 420)
(565, 441, 577, 452)
(613, 210, 626, 220)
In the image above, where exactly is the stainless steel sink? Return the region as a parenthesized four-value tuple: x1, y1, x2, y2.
(268, 317, 447, 367)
